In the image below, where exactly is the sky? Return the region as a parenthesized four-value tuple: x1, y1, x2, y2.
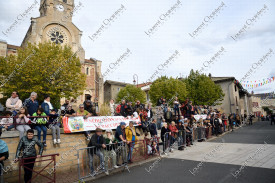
(0, 0, 274, 94)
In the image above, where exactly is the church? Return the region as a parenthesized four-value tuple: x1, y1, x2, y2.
(0, 0, 104, 106)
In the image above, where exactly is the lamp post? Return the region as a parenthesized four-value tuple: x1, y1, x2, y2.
(133, 74, 138, 87)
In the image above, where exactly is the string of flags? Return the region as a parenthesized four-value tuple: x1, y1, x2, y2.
(236, 76, 275, 89)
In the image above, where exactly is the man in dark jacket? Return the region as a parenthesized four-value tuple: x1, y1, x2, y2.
(164, 108, 173, 124)
(149, 119, 158, 137)
(125, 101, 133, 116)
(271, 113, 275, 125)
(88, 128, 108, 175)
(134, 100, 144, 112)
(213, 115, 220, 136)
(24, 92, 39, 116)
(15, 129, 43, 183)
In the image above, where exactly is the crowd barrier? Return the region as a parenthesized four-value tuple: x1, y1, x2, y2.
(76, 142, 128, 181)
(163, 127, 208, 153)
(18, 153, 59, 183)
(0, 163, 3, 183)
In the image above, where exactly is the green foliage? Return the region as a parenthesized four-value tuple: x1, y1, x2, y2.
(262, 106, 272, 115)
(99, 102, 111, 116)
(184, 69, 224, 106)
(149, 76, 188, 106)
(116, 85, 146, 104)
(0, 42, 86, 108)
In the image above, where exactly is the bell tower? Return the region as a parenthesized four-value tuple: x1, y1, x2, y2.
(39, 0, 74, 22)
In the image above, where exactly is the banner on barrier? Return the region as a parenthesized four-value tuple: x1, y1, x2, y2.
(193, 115, 207, 121)
(62, 116, 141, 133)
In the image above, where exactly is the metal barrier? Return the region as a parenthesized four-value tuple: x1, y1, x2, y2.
(0, 116, 61, 129)
(193, 127, 206, 141)
(0, 163, 3, 183)
(18, 153, 59, 183)
(144, 137, 160, 157)
(76, 142, 128, 182)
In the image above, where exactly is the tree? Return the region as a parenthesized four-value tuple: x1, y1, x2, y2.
(149, 76, 188, 106)
(0, 42, 86, 108)
(116, 85, 146, 105)
(184, 69, 224, 106)
(263, 107, 272, 115)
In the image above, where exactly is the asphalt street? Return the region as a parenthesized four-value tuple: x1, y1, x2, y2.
(88, 121, 275, 183)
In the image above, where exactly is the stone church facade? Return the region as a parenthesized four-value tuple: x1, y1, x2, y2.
(0, 0, 104, 106)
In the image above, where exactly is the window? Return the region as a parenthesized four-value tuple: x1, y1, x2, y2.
(235, 96, 238, 106)
(117, 88, 120, 92)
(63, 0, 67, 3)
(86, 68, 89, 75)
(235, 84, 237, 92)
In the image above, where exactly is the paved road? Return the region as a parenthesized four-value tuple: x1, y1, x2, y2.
(88, 121, 275, 183)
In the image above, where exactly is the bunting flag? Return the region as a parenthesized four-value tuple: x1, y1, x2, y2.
(239, 76, 275, 89)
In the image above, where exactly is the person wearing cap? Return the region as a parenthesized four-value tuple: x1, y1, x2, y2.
(115, 122, 127, 165)
(24, 92, 39, 116)
(88, 128, 108, 175)
(104, 129, 119, 169)
(125, 121, 138, 163)
(76, 104, 92, 140)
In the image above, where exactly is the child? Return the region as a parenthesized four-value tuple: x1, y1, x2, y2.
(33, 108, 48, 147)
(151, 141, 159, 155)
(49, 110, 61, 144)
(16, 107, 31, 139)
(0, 111, 14, 134)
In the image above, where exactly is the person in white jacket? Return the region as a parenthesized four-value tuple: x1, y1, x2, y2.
(5, 91, 22, 115)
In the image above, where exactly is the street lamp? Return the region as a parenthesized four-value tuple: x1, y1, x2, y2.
(133, 74, 138, 87)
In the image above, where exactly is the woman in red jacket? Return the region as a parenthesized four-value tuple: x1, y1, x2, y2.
(168, 121, 178, 148)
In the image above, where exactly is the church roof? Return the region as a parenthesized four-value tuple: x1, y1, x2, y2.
(104, 80, 132, 86)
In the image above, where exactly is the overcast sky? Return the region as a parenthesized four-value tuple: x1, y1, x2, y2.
(0, 0, 274, 94)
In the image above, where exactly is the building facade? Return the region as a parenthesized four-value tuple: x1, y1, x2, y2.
(104, 80, 130, 103)
(1, 0, 104, 106)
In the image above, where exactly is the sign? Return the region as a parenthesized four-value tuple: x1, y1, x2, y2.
(62, 116, 141, 133)
(193, 115, 207, 121)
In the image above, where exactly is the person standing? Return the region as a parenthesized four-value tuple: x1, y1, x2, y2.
(164, 108, 173, 124)
(156, 106, 164, 130)
(213, 115, 220, 136)
(115, 122, 127, 165)
(6, 91, 22, 115)
(161, 122, 170, 154)
(228, 114, 234, 131)
(125, 121, 138, 163)
(109, 99, 115, 116)
(88, 128, 108, 175)
(248, 113, 253, 125)
(15, 129, 43, 183)
(104, 130, 119, 169)
(24, 92, 39, 116)
(149, 119, 158, 138)
(271, 113, 275, 125)
(146, 103, 153, 121)
(173, 97, 180, 117)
